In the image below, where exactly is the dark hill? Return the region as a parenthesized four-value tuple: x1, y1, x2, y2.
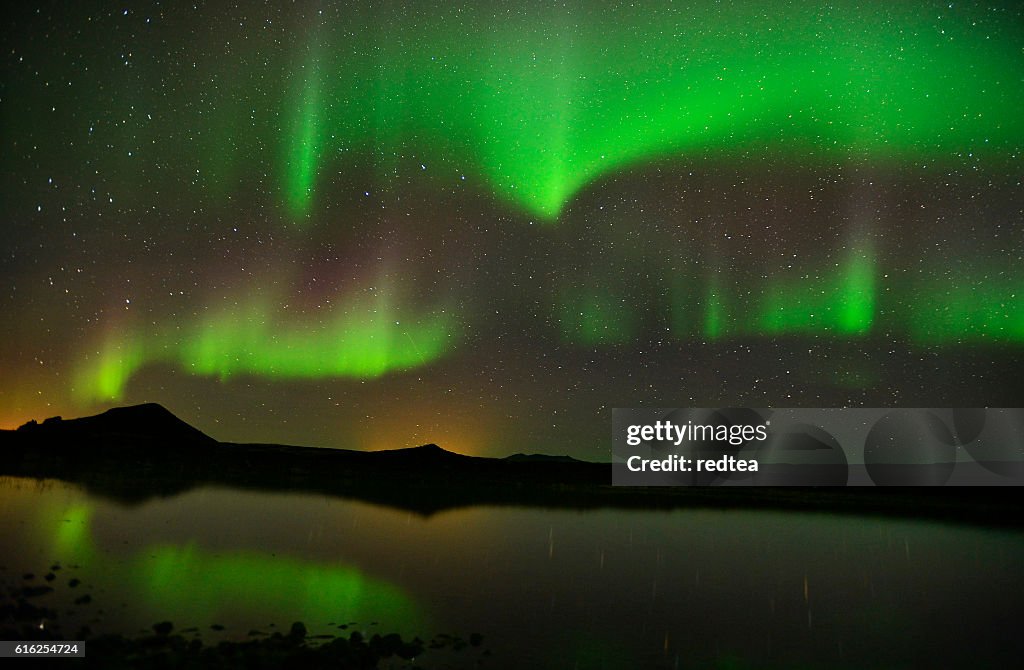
(1, 404, 1022, 527)
(0, 404, 607, 510)
(368, 443, 474, 465)
(14, 402, 215, 446)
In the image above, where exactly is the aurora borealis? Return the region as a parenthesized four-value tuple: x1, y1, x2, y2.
(2, 1, 1023, 456)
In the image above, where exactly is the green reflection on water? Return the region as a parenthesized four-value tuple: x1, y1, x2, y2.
(137, 544, 423, 629)
(51, 504, 99, 565)
(39, 502, 425, 633)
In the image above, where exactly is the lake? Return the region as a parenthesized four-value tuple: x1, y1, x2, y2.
(1, 476, 1021, 668)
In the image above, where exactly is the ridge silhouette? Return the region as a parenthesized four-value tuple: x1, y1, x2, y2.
(15, 402, 215, 445)
(1, 403, 1020, 527)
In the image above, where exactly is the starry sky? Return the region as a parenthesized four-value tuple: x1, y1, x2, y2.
(2, 1, 1022, 458)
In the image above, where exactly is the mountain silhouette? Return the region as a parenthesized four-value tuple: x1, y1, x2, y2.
(1, 403, 1021, 525)
(0, 403, 607, 512)
(15, 403, 215, 446)
(369, 442, 471, 464)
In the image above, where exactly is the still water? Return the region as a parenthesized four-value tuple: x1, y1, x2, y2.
(1, 476, 1021, 668)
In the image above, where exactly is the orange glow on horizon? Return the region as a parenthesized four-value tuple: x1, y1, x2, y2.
(0, 405, 51, 431)
(0, 401, 101, 431)
(0, 374, 87, 430)
(351, 406, 497, 457)
(360, 429, 481, 457)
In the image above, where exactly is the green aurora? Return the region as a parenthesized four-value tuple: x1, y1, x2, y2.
(1, 1, 1021, 416)
(75, 287, 456, 402)
(276, 2, 1021, 219)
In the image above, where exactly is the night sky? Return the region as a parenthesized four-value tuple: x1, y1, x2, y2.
(2, 1, 1022, 458)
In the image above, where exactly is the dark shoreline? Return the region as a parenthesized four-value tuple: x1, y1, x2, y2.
(2, 573, 483, 670)
(2, 404, 1021, 529)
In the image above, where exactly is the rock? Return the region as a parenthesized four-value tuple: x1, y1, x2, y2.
(288, 621, 307, 641)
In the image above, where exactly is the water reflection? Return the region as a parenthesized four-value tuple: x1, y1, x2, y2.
(1, 476, 1022, 669)
(3, 478, 425, 639)
(136, 547, 422, 633)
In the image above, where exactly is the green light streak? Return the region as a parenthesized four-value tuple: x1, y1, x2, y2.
(838, 246, 876, 335)
(284, 57, 323, 217)
(74, 289, 455, 401)
(758, 241, 876, 336)
(558, 238, 878, 346)
(75, 339, 148, 402)
(138, 544, 423, 630)
(268, 2, 1022, 220)
(704, 281, 726, 340)
(184, 297, 453, 381)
